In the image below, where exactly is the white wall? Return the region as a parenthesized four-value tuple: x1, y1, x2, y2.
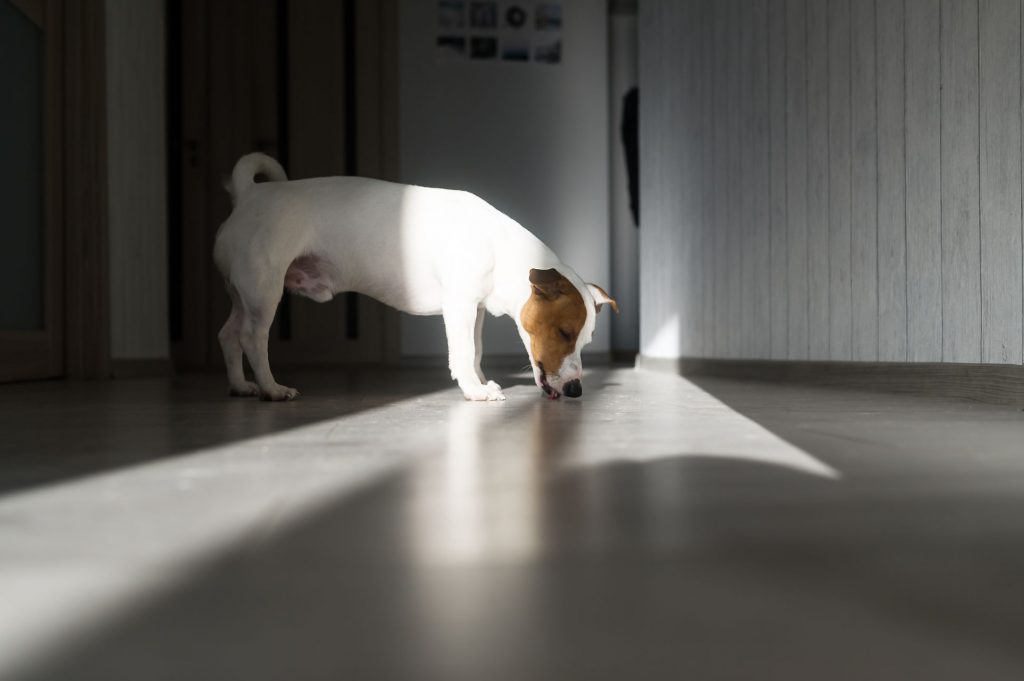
(106, 0, 169, 360)
(398, 0, 610, 358)
(640, 0, 1024, 366)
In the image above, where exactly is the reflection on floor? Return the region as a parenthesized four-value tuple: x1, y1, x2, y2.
(2, 366, 1024, 680)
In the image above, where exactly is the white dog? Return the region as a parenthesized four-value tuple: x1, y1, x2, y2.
(213, 153, 617, 401)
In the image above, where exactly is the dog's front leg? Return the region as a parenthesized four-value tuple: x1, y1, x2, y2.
(473, 305, 486, 383)
(443, 301, 505, 401)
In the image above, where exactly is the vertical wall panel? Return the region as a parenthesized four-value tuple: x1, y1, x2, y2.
(806, 0, 830, 359)
(940, 0, 982, 363)
(659, 0, 683, 355)
(905, 0, 943, 361)
(752, 0, 772, 359)
(739, 1, 755, 357)
(979, 0, 1023, 364)
(682, 0, 705, 356)
(725, 0, 742, 357)
(769, 0, 789, 358)
(876, 0, 908, 361)
(701, 0, 715, 356)
(828, 0, 852, 359)
(637, 0, 662, 355)
(785, 0, 809, 359)
(712, 2, 729, 356)
(850, 0, 878, 360)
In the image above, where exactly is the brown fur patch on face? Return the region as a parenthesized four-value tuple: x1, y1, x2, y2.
(520, 268, 587, 376)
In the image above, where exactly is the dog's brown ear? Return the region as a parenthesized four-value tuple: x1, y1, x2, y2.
(587, 283, 619, 314)
(529, 268, 564, 299)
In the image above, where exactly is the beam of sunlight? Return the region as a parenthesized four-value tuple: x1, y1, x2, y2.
(0, 387, 454, 680)
(641, 312, 681, 358)
(637, 317, 835, 476)
(408, 401, 542, 566)
(618, 368, 839, 479)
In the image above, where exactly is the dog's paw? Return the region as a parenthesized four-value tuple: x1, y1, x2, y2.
(485, 381, 506, 400)
(259, 385, 301, 402)
(462, 381, 506, 401)
(228, 381, 260, 397)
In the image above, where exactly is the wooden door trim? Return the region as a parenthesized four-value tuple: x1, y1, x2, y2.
(171, 0, 212, 370)
(355, 0, 401, 364)
(61, 0, 110, 379)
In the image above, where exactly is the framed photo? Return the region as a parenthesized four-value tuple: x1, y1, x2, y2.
(470, 36, 498, 59)
(438, 0, 465, 29)
(469, 1, 498, 29)
(436, 35, 467, 61)
(535, 3, 561, 30)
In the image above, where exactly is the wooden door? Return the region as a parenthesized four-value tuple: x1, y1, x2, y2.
(0, 0, 63, 382)
(169, 0, 399, 371)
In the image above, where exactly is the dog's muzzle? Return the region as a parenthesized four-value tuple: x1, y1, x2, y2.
(537, 361, 582, 399)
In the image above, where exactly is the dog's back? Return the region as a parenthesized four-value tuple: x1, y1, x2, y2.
(214, 154, 532, 315)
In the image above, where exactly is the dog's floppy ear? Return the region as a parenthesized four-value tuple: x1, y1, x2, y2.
(587, 283, 619, 314)
(529, 268, 564, 299)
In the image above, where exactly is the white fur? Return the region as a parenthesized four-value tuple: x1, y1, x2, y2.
(213, 152, 598, 401)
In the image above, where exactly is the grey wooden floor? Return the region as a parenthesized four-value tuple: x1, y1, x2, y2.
(2, 366, 1023, 680)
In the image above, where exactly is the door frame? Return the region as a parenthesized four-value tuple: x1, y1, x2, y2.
(0, 0, 63, 382)
(61, 0, 111, 379)
(0, 0, 109, 382)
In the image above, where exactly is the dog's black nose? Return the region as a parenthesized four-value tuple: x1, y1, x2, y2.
(563, 379, 582, 398)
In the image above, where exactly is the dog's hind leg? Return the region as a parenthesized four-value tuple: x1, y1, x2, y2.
(218, 283, 260, 397)
(238, 281, 300, 402)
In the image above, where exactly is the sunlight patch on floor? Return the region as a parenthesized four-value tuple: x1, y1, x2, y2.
(0, 389, 451, 680)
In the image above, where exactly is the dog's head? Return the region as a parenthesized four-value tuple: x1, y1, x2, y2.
(519, 268, 617, 399)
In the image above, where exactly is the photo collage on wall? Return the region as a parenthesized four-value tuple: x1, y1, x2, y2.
(436, 1, 562, 65)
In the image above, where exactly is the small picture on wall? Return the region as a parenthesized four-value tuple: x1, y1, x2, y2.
(501, 38, 530, 61)
(435, 0, 561, 65)
(535, 3, 561, 30)
(470, 36, 498, 59)
(436, 35, 467, 60)
(438, 0, 465, 29)
(533, 38, 561, 64)
(469, 1, 498, 28)
(504, 4, 528, 29)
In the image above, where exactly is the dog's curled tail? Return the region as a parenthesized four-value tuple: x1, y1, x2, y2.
(227, 152, 287, 205)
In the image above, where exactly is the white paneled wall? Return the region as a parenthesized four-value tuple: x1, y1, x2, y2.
(640, 0, 1024, 365)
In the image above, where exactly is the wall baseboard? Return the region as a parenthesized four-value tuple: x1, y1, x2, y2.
(635, 355, 1024, 406)
(109, 358, 173, 379)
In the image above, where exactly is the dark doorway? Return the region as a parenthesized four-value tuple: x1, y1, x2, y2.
(166, 0, 400, 373)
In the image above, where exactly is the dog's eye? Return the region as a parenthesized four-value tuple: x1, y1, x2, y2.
(559, 329, 572, 342)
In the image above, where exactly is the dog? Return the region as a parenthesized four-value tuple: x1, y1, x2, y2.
(213, 153, 617, 402)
